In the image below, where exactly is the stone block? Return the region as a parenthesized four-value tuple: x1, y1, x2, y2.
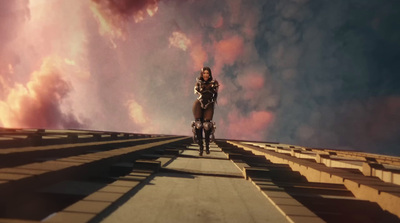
(244, 167, 270, 180)
(64, 200, 111, 213)
(133, 160, 161, 172)
(315, 154, 330, 163)
(290, 148, 301, 156)
(362, 162, 384, 176)
(44, 212, 95, 223)
(84, 191, 123, 202)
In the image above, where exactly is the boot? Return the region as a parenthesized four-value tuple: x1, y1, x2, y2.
(196, 127, 204, 156)
(210, 121, 216, 143)
(199, 143, 204, 156)
(204, 129, 211, 154)
(191, 121, 197, 143)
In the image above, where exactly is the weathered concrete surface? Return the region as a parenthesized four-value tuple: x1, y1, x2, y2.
(102, 144, 288, 223)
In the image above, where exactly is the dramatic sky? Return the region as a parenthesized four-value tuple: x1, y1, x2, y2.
(0, 0, 399, 155)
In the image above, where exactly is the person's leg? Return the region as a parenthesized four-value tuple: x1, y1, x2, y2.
(192, 100, 204, 155)
(203, 103, 215, 154)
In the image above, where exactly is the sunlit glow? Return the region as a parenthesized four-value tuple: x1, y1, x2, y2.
(127, 100, 148, 125)
(89, 1, 124, 40)
(169, 31, 191, 51)
(133, 10, 145, 23)
(8, 64, 14, 74)
(64, 58, 76, 66)
(130, 4, 159, 23)
(147, 4, 158, 17)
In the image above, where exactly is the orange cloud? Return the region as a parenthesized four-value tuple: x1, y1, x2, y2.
(0, 57, 83, 129)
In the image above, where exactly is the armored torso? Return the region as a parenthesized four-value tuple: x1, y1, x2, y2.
(194, 78, 219, 109)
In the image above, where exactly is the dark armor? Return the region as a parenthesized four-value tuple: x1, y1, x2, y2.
(194, 78, 219, 109)
(192, 78, 219, 156)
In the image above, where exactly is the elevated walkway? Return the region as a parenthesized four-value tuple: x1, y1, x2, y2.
(0, 128, 399, 223)
(99, 144, 288, 223)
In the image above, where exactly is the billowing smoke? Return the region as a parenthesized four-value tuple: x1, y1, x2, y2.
(0, 1, 86, 129)
(0, 58, 83, 129)
(1, 0, 399, 155)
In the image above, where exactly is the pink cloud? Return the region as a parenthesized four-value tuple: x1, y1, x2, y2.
(236, 69, 267, 100)
(217, 96, 228, 106)
(238, 72, 265, 90)
(226, 110, 274, 140)
(190, 44, 208, 70)
(212, 14, 224, 28)
(213, 35, 244, 75)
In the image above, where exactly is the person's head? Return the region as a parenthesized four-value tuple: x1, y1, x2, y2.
(199, 67, 213, 81)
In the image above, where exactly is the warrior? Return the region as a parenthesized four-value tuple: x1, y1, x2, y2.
(191, 67, 219, 156)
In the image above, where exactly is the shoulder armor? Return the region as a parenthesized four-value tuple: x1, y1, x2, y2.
(211, 80, 219, 88)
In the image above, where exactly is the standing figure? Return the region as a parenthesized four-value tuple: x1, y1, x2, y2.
(192, 67, 219, 156)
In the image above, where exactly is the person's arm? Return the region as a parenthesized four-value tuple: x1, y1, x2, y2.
(212, 80, 219, 103)
(194, 81, 201, 95)
(212, 80, 219, 93)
